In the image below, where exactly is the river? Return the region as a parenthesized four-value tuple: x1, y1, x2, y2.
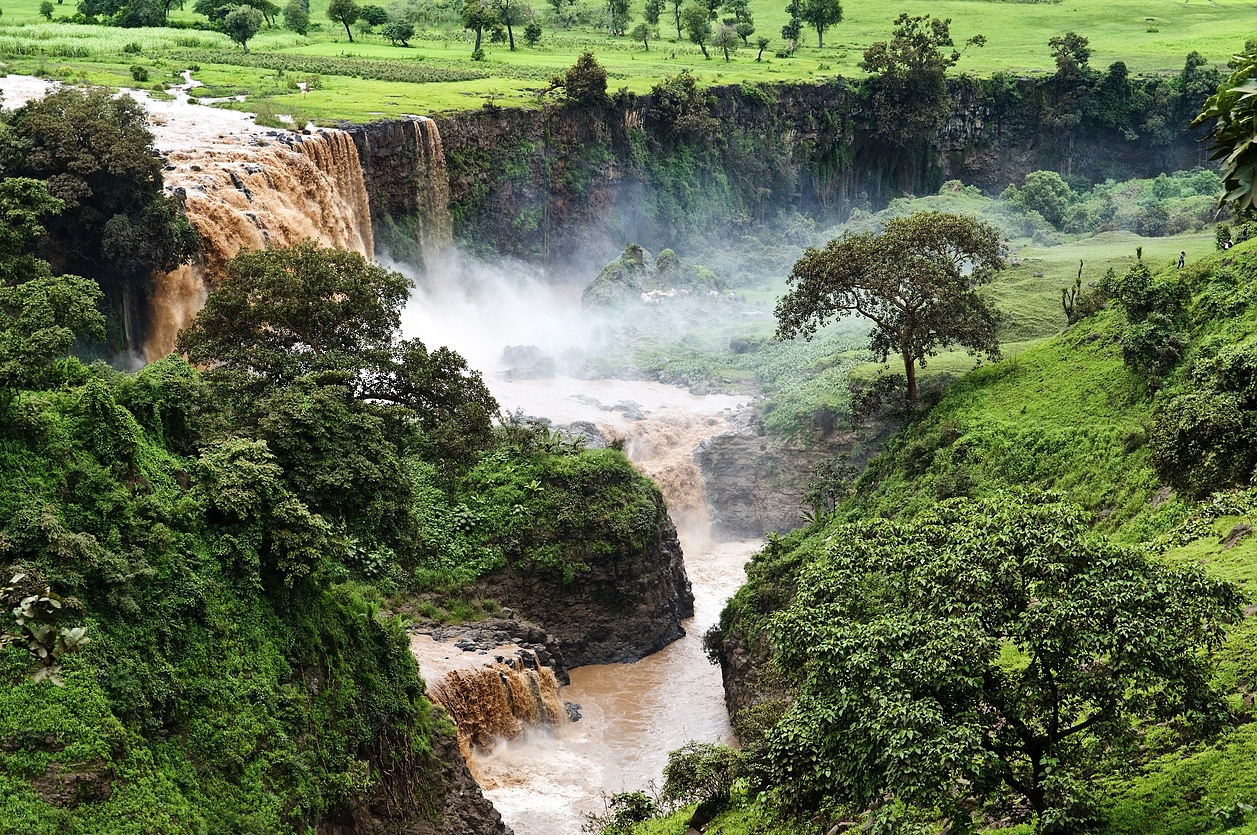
(402, 278, 764, 834)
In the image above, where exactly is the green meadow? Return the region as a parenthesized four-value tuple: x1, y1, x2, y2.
(1, 0, 1255, 119)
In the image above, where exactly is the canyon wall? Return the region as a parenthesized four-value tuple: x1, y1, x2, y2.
(348, 76, 1206, 266)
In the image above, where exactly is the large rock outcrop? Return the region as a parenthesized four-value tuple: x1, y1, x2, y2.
(348, 77, 1205, 266)
(474, 511, 694, 668)
(696, 406, 892, 539)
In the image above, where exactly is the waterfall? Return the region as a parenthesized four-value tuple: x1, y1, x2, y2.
(428, 654, 567, 750)
(412, 116, 454, 270)
(144, 129, 374, 362)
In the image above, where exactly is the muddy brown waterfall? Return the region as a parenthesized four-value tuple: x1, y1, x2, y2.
(145, 129, 374, 360)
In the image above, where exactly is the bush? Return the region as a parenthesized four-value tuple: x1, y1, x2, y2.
(129, 64, 148, 82)
(383, 20, 413, 46)
(1149, 391, 1255, 497)
(523, 21, 541, 46)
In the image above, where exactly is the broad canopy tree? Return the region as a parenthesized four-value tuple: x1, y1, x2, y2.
(176, 240, 499, 470)
(767, 493, 1243, 831)
(775, 211, 1003, 404)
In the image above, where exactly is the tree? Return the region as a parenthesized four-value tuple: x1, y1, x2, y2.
(755, 35, 768, 61)
(0, 178, 105, 400)
(522, 20, 540, 45)
(798, 0, 838, 48)
(681, 3, 711, 59)
(721, 0, 751, 44)
(489, 0, 523, 48)
(766, 493, 1243, 830)
(282, 0, 308, 32)
(357, 2, 387, 27)
(326, 0, 359, 40)
(1195, 45, 1257, 216)
(545, 0, 575, 28)
(643, 0, 660, 25)
(0, 86, 198, 348)
(605, 0, 628, 36)
(193, 0, 277, 25)
(780, 0, 800, 55)
(175, 240, 498, 469)
(631, 21, 651, 50)
(383, 19, 414, 44)
(860, 14, 984, 147)
(38, 0, 53, 18)
(223, 4, 263, 51)
(548, 51, 607, 106)
(461, 0, 491, 52)
(776, 211, 1003, 404)
(1007, 170, 1073, 228)
(667, 0, 683, 39)
(1049, 30, 1091, 79)
(711, 22, 738, 61)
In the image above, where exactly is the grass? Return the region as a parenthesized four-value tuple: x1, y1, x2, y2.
(2, 0, 1256, 120)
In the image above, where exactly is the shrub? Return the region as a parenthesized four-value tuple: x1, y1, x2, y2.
(1149, 391, 1255, 497)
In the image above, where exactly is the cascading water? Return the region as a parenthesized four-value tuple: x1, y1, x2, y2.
(427, 656, 566, 749)
(0, 78, 766, 829)
(411, 116, 455, 269)
(145, 129, 375, 360)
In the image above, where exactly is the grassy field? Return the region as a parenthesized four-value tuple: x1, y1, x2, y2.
(1, 0, 1256, 119)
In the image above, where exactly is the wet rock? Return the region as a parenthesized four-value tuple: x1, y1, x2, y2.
(501, 344, 556, 380)
(474, 509, 693, 667)
(612, 400, 646, 421)
(564, 702, 582, 722)
(415, 617, 570, 684)
(553, 421, 607, 449)
(696, 405, 890, 539)
(31, 762, 112, 808)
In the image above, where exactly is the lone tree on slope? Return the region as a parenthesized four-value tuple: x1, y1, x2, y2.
(799, 0, 840, 48)
(775, 211, 1003, 405)
(326, 0, 360, 41)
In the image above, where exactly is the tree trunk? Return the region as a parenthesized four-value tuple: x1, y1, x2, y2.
(343, 16, 354, 40)
(903, 351, 917, 405)
(722, 43, 729, 61)
(643, 37, 649, 50)
(473, 25, 482, 50)
(699, 42, 710, 58)
(816, 24, 822, 48)
(507, 20, 515, 48)
(674, 7, 681, 38)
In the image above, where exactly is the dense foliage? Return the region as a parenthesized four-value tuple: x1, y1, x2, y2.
(767, 493, 1241, 831)
(1195, 45, 1257, 216)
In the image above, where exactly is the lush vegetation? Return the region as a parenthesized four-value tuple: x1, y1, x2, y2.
(0, 144, 672, 828)
(644, 233, 1257, 835)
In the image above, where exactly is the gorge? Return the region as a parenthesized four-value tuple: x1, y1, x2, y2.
(1, 43, 1251, 835)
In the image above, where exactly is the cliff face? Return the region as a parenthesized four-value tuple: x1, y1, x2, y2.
(348, 77, 1204, 266)
(695, 406, 894, 539)
(316, 721, 509, 835)
(473, 509, 694, 668)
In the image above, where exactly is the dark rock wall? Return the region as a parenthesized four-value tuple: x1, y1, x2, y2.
(316, 721, 509, 835)
(473, 510, 694, 668)
(348, 77, 1205, 266)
